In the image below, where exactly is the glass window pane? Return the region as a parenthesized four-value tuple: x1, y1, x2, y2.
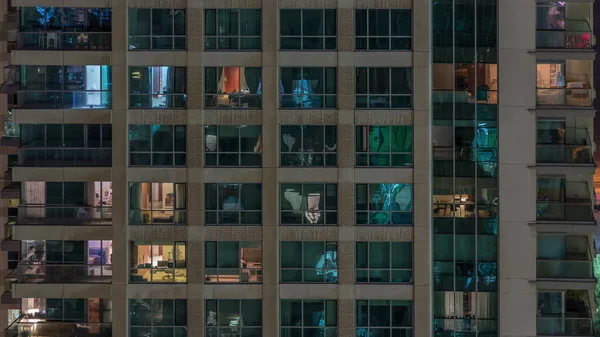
(303, 10, 323, 36)
(280, 10, 302, 36)
(129, 9, 151, 35)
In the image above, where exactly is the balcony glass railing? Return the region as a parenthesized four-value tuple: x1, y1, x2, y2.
(18, 148, 112, 167)
(537, 317, 593, 336)
(16, 32, 111, 51)
(17, 205, 112, 225)
(17, 90, 112, 109)
(536, 31, 593, 49)
(537, 260, 593, 279)
(536, 145, 593, 164)
(6, 319, 112, 337)
(536, 202, 594, 221)
(536, 88, 594, 107)
(204, 94, 262, 109)
(432, 89, 498, 105)
(128, 210, 187, 225)
(9, 263, 112, 283)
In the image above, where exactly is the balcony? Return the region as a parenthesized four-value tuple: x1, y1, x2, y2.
(537, 317, 593, 336)
(6, 319, 112, 337)
(16, 90, 112, 109)
(17, 206, 112, 226)
(17, 148, 112, 167)
(536, 127, 594, 169)
(1, 218, 19, 252)
(536, 202, 594, 222)
(0, 11, 19, 42)
(537, 19, 593, 50)
(536, 88, 594, 107)
(537, 260, 593, 279)
(16, 32, 111, 51)
(9, 263, 112, 284)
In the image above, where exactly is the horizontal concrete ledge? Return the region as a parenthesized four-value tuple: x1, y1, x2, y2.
(533, 107, 596, 118)
(11, 50, 112, 65)
(530, 49, 596, 61)
(280, 284, 339, 299)
(14, 225, 113, 241)
(128, 167, 187, 182)
(529, 221, 597, 234)
(204, 168, 263, 183)
(13, 109, 112, 124)
(127, 284, 188, 299)
(279, 52, 338, 67)
(14, 0, 110, 7)
(204, 284, 262, 299)
(536, 164, 595, 176)
(12, 283, 111, 299)
(278, 168, 338, 182)
(531, 279, 596, 290)
(354, 168, 413, 183)
(13, 167, 112, 182)
(202, 52, 262, 67)
(342, 51, 413, 67)
(126, 51, 188, 66)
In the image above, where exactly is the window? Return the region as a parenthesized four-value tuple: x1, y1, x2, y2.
(280, 125, 337, 167)
(355, 126, 413, 167)
(205, 9, 261, 50)
(45, 240, 85, 264)
(356, 242, 412, 283)
(204, 67, 262, 109)
(21, 7, 112, 32)
(356, 68, 412, 109)
(280, 300, 338, 337)
(129, 183, 186, 225)
(206, 300, 262, 337)
(356, 300, 413, 337)
(46, 298, 86, 321)
(280, 67, 337, 108)
(205, 241, 262, 283)
(356, 184, 413, 225)
(280, 184, 338, 225)
(432, 64, 498, 106)
(129, 125, 187, 166)
(128, 9, 186, 50)
(130, 241, 187, 283)
(130, 299, 187, 337)
(204, 125, 262, 167)
(129, 66, 187, 108)
(280, 9, 337, 50)
(280, 241, 338, 283)
(19, 65, 112, 109)
(537, 291, 592, 336)
(205, 184, 262, 225)
(355, 9, 411, 50)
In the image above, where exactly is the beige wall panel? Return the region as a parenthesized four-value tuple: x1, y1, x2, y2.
(127, 168, 188, 182)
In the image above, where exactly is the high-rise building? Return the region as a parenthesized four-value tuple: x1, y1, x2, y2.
(0, 0, 594, 337)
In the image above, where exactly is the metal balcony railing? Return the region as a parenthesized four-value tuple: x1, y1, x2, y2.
(17, 148, 112, 167)
(17, 90, 112, 109)
(6, 318, 112, 337)
(17, 205, 112, 226)
(536, 88, 594, 107)
(8, 263, 112, 283)
(16, 32, 111, 51)
(536, 202, 594, 221)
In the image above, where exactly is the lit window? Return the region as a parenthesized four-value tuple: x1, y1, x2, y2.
(280, 67, 337, 108)
(205, 241, 262, 283)
(204, 67, 262, 109)
(356, 183, 413, 225)
(355, 126, 412, 167)
(129, 66, 187, 108)
(280, 183, 338, 225)
(130, 241, 187, 283)
(128, 183, 186, 225)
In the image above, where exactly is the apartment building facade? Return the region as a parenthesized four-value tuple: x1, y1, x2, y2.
(0, 0, 594, 337)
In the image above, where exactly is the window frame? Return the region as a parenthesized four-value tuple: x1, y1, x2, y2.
(279, 9, 337, 51)
(129, 298, 188, 337)
(356, 300, 413, 335)
(128, 8, 186, 50)
(355, 67, 413, 109)
(355, 241, 413, 284)
(20, 124, 112, 148)
(205, 299, 263, 337)
(204, 9, 262, 51)
(280, 125, 338, 167)
(280, 183, 338, 225)
(204, 183, 262, 225)
(355, 125, 413, 167)
(355, 183, 414, 226)
(280, 67, 338, 109)
(280, 241, 338, 283)
(355, 9, 412, 50)
(128, 125, 187, 167)
(204, 241, 263, 284)
(128, 66, 187, 109)
(46, 298, 86, 322)
(204, 125, 262, 167)
(130, 241, 187, 283)
(280, 299, 338, 336)
(128, 182, 187, 225)
(203, 66, 263, 109)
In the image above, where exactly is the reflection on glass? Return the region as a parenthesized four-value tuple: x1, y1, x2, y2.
(280, 241, 338, 283)
(204, 67, 262, 109)
(280, 184, 337, 225)
(205, 241, 262, 283)
(356, 126, 412, 167)
(537, 291, 592, 336)
(280, 125, 337, 167)
(356, 300, 412, 337)
(129, 183, 186, 225)
(205, 183, 262, 225)
(356, 242, 412, 283)
(356, 184, 413, 225)
(130, 241, 187, 283)
(206, 300, 262, 337)
(204, 125, 262, 167)
(356, 67, 413, 109)
(128, 9, 186, 50)
(129, 66, 187, 108)
(129, 125, 187, 166)
(280, 300, 338, 337)
(280, 67, 337, 108)
(129, 299, 187, 337)
(204, 9, 262, 50)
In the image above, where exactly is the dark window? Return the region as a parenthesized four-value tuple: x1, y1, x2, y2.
(205, 183, 262, 225)
(356, 68, 412, 109)
(204, 125, 262, 167)
(356, 9, 412, 50)
(204, 9, 261, 50)
(129, 9, 186, 50)
(280, 9, 337, 50)
(280, 67, 337, 108)
(280, 125, 337, 167)
(129, 125, 186, 166)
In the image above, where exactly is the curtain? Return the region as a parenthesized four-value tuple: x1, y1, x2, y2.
(217, 67, 224, 92)
(245, 67, 261, 94)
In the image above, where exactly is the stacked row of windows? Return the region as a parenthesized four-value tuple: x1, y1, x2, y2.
(126, 240, 412, 284)
(126, 299, 414, 337)
(431, 0, 499, 336)
(127, 9, 412, 51)
(129, 124, 413, 167)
